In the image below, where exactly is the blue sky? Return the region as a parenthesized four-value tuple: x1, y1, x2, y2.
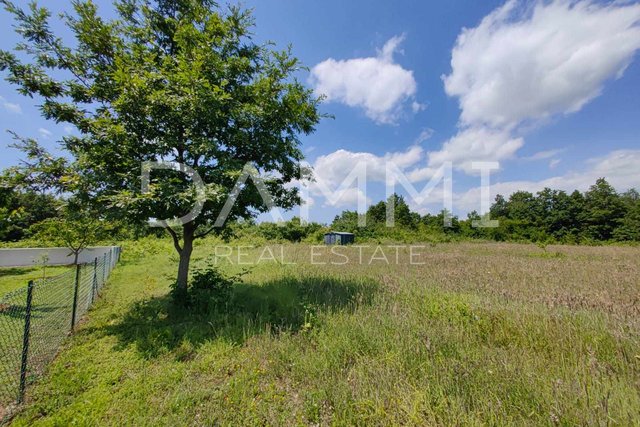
(1, 0, 639, 224)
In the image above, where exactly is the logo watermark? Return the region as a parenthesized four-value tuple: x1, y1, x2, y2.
(210, 244, 431, 265)
(141, 159, 501, 228)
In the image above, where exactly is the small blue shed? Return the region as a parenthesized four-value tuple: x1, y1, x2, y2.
(324, 231, 355, 245)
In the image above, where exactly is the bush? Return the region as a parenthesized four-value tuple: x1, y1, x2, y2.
(178, 266, 244, 313)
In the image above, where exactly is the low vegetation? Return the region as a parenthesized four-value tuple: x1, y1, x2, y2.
(0, 265, 71, 297)
(8, 238, 640, 425)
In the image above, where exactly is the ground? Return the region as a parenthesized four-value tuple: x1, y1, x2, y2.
(6, 239, 640, 425)
(0, 266, 71, 297)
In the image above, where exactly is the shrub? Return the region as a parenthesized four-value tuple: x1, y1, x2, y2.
(172, 266, 245, 313)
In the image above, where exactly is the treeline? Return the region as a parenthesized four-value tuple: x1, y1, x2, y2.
(484, 178, 639, 243)
(3, 177, 638, 245)
(0, 186, 145, 244)
(0, 187, 60, 241)
(228, 218, 325, 243)
(329, 178, 640, 244)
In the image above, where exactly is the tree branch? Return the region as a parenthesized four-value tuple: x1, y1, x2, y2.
(194, 224, 217, 239)
(165, 225, 183, 253)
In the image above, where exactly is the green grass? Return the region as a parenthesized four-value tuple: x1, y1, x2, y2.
(0, 266, 72, 298)
(0, 262, 111, 410)
(7, 239, 640, 425)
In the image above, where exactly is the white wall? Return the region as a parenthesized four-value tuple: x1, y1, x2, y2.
(0, 246, 119, 267)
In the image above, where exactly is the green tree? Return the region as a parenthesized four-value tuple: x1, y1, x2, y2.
(582, 178, 625, 241)
(366, 194, 417, 228)
(490, 194, 509, 219)
(331, 211, 356, 232)
(366, 201, 387, 225)
(0, 135, 71, 241)
(0, 0, 321, 301)
(614, 189, 640, 241)
(460, 210, 484, 239)
(537, 188, 573, 239)
(566, 190, 586, 240)
(31, 212, 105, 265)
(280, 217, 321, 242)
(0, 185, 60, 241)
(387, 194, 418, 228)
(507, 191, 538, 223)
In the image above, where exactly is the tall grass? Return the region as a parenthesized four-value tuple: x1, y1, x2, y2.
(8, 239, 640, 425)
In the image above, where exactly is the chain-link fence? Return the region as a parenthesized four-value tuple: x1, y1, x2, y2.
(0, 246, 121, 409)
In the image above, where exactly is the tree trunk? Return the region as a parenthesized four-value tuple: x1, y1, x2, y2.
(173, 225, 194, 303)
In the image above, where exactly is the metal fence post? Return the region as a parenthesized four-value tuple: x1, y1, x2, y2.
(102, 253, 106, 285)
(71, 264, 81, 332)
(18, 280, 34, 403)
(91, 257, 98, 305)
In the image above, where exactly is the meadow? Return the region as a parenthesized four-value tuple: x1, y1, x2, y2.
(6, 239, 640, 425)
(0, 266, 72, 298)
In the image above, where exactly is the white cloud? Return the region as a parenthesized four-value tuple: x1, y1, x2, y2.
(4, 102, 22, 114)
(405, 166, 439, 183)
(411, 101, 427, 113)
(427, 127, 524, 173)
(433, 0, 640, 177)
(301, 195, 315, 209)
(312, 149, 384, 187)
(443, 0, 640, 129)
(38, 128, 52, 139)
(415, 128, 435, 144)
(522, 149, 566, 161)
(548, 158, 561, 169)
(63, 125, 75, 134)
(587, 149, 640, 188)
(0, 96, 22, 114)
(312, 145, 424, 188)
(386, 145, 424, 169)
(300, 145, 430, 209)
(310, 35, 420, 124)
(324, 187, 371, 208)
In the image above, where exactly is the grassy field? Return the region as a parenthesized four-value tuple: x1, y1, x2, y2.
(7, 239, 640, 425)
(0, 266, 72, 298)
(0, 260, 115, 414)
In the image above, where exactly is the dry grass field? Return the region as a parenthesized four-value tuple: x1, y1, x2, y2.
(6, 239, 640, 425)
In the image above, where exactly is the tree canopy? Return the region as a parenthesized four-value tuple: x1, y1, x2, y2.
(0, 0, 322, 299)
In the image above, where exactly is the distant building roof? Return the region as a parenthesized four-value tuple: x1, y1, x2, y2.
(324, 231, 354, 236)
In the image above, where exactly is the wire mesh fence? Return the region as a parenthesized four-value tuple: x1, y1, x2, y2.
(0, 246, 121, 408)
